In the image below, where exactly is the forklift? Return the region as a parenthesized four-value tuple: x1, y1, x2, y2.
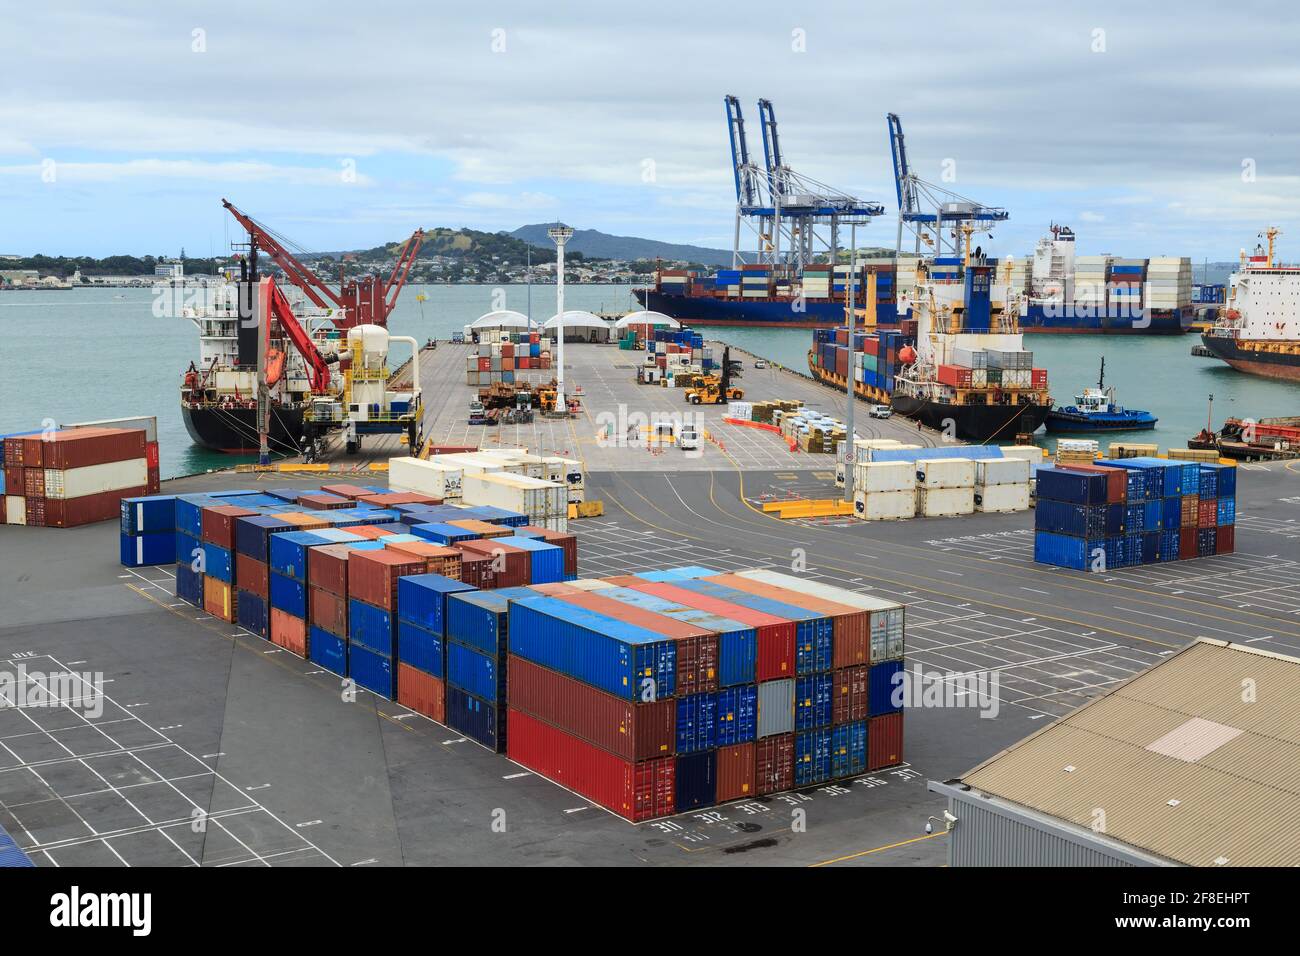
(684, 346, 744, 405)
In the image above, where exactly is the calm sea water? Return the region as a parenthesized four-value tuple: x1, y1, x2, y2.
(2, 284, 1294, 476)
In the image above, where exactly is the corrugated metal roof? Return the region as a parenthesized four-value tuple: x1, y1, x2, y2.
(961, 639, 1300, 867)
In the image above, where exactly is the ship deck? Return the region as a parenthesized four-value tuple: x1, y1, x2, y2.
(3, 458, 1299, 867)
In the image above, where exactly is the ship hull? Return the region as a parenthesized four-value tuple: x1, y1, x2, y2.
(635, 288, 904, 328)
(1045, 414, 1157, 433)
(182, 404, 306, 454)
(1199, 334, 1300, 382)
(807, 360, 1048, 442)
(1019, 304, 1192, 334)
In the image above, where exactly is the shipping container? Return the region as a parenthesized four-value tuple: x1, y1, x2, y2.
(269, 572, 307, 619)
(507, 595, 678, 702)
(236, 589, 269, 638)
(349, 643, 394, 699)
(445, 685, 504, 752)
(36, 426, 147, 470)
(713, 684, 757, 746)
(867, 712, 904, 770)
(506, 708, 676, 822)
(309, 626, 346, 676)
(830, 720, 867, 779)
(349, 599, 396, 655)
(501, 535, 565, 585)
(869, 660, 904, 716)
(203, 576, 233, 622)
(201, 542, 233, 583)
(397, 573, 476, 635)
(456, 537, 530, 587)
(234, 515, 298, 562)
(38, 485, 147, 527)
(675, 749, 717, 812)
(120, 494, 177, 535)
(270, 607, 306, 657)
(397, 620, 443, 677)
(119, 530, 174, 567)
(235, 554, 269, 598)
(201, 504, 256, 548)
(348, 549, 426, 610)
(397, 664, 445, 722)
(445, 587, 533, 656)
(795, 673, 834, 730)
(675, 692, 717, 754)
(382, 539, 463, 579)
(756, 677, 795, 738)
(831, 665, 869, 724)
(446, 639, 506, 703)
(795, 727, 832, 786)
(269, 529, 362, 580)
(754, 733, 795, 795)
(175, 562, 202, 606)
(310, 585, 347, 637)
(715, 742, 756, 803)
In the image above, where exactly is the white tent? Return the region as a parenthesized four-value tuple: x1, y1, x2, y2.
(468, 310, 537, 330)
(544, 310, 613, 342)
(616, 311, 680, 329)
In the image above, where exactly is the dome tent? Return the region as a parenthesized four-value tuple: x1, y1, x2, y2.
(543, 310, 613, 342)
(468, 310, 537, 330)
(615, 311, 680, 329)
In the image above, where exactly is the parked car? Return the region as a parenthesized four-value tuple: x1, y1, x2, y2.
(869, 404, 892, 419)
(753, 359, 767, 369)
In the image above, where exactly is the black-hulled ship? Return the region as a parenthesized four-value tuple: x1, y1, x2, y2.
(808, 257, 1051, 442)
(1200, 228, 1300, 383)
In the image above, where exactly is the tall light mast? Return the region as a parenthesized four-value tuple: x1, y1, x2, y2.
(548, 225, 573, 413)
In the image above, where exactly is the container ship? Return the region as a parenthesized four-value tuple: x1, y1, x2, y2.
(180, 200, 423, 454)
(637, 226, 1194, 335)
(808, 257, 1052, 442)
(1200, 228, 1300, 382)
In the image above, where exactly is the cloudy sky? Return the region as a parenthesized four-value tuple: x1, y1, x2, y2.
(2, 1, 1297, 260)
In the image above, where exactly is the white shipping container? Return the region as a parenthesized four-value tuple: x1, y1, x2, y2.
(853, 489, 916, 521)
(42, 458, 147, 500)
(567, 578, 615, 591)
(734, 569, 904, 616)
(917, 486, 976, 517)
(852, 460, 915, 493)
(975, 457, 1031, 486)
(434, 453, 526, 476)
(975, 483, 1030, 513)
(4, 495, 25, 525)
(915, 457, 975, 489)
(388, 457, 463, 498)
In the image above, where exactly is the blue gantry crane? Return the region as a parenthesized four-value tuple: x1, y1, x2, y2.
(886, 112, 1008, 260)
(725, 95, 884, 270)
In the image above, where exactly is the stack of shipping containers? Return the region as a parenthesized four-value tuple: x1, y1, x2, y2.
(1034, 459, 1237, 570)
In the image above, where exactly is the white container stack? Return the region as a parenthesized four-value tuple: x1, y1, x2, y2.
(1145, 257, 1193, 310)
(1072, 255, 1110, 307)
(973, 457, 1031, 513)
(915, 457, 975, 517)
(388, 457, 464, 499)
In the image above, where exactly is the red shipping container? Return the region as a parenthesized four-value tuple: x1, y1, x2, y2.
(715, 742, 756, 803)
(610, 578, 795, 682)
(1179, 528, 1198, 560)
(308, 543, 355, 596)
(25, 496, 45, 526)
(36, 427, 147, 470)
(1216, 525, 1235, 554)
(309, 586, 347, 637)
(1031, 368, 1048, 388)
(23, 467, 43, 497)
(235, 554, 269, 598)
(43, 486, 147, 528)
(345, 525, 395, 540)
(447, 518, 512, 539)
(456, 538, 529, 587)
(867, 712, 904, 770)
(508, 655, 674, 762)
(710, 573, 869, 669)
(506, 708, 675, 822)
(478, 357, 491, 371)
(835, 348, 849, 379)
(204, 577, 234, 622)
(546, 588, 720, 695)
(318, 483, 374, 500)
(1198, 499, 1217, 528)
(348, 550, 426, 610)
(383, 539, 463, 578)
(146, 465, 160, 495)
(1181, 495, 1199, 528)
(145, 441, 159, 468)
(397, 664, 445, 722)
(831, 665, 869, 725)
(860, 337, 879, 356)
(3, 436, 24, 467)
(270, 608, 307, 658)
(297, 493, 352, 510)
(755, 733, 795, 796)
(458, 553, 497, 590)
(936, 364, 972, 388)
(3, 466, 20, 493)
(201, 504, 256, 548)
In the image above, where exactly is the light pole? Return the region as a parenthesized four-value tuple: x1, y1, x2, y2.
(844, 223, 857, 502)
(549, 225, 573, 414)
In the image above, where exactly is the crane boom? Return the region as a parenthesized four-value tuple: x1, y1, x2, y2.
(384, 229, 425, 313)
(259, 276, 332, 394)
(724, 95, 758, 207)
(223, 199, 341, 312)
(757, 98, 785, 200)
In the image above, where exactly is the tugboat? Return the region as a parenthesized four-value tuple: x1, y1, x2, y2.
(1045, 358, 1156, 432)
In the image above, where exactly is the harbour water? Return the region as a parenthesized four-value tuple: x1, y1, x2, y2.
(3, 284, 1294, 476)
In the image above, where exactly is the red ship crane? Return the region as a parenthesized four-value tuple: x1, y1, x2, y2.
(259, 277, 333, 394)
(222, 199, 424, 329)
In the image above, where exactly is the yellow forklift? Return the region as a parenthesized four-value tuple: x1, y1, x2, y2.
(685, 346, 744, 405)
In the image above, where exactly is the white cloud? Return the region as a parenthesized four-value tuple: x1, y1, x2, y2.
(1079, 211, 1105, 222)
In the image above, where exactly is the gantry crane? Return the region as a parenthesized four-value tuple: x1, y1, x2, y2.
(886, 113, 1008, 262)
(725, 96, 883, 271)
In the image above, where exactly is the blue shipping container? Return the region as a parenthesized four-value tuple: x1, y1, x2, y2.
(398, 573, 476, 634)
(675, 692, 718, 754)
(349, 643, 394, 699)
(349, 598, 396, 655)
(675, 749, 717, 812)
(1036, 468, 1107, 505)
(397, 620, 443, 677)
(120, 531, 175, 567)
(1217, 497, 1236, 526)
(507, 596, 678, 702)
(446, 639, 506, 703)
(411, 522, 481, 546)
(713, 685, 757, 746)
(502, 536, 565, 585)
(309, 627, 346, 676)
(120, 495, 177, 535)
(445, 588, 534, 656)
(269, 530, 334, 580)
(175, 562, 202, 605)
(445, 685, 505, 752)
(795, 728, 832, 786)
(235, 515, 299, 561)
(237, 590, 269, 638)
(831, 720, 868, 779)
(795, 673, 834, 730)
(868, 660, 903, 717)
(269, 571, 307, 618)
(202, 543, 233, 583)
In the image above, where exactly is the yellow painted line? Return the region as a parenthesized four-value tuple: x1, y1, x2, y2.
(809, 830, 947, 867)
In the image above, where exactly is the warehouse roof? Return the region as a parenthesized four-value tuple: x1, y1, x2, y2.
(959, 639, 1300, 867)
